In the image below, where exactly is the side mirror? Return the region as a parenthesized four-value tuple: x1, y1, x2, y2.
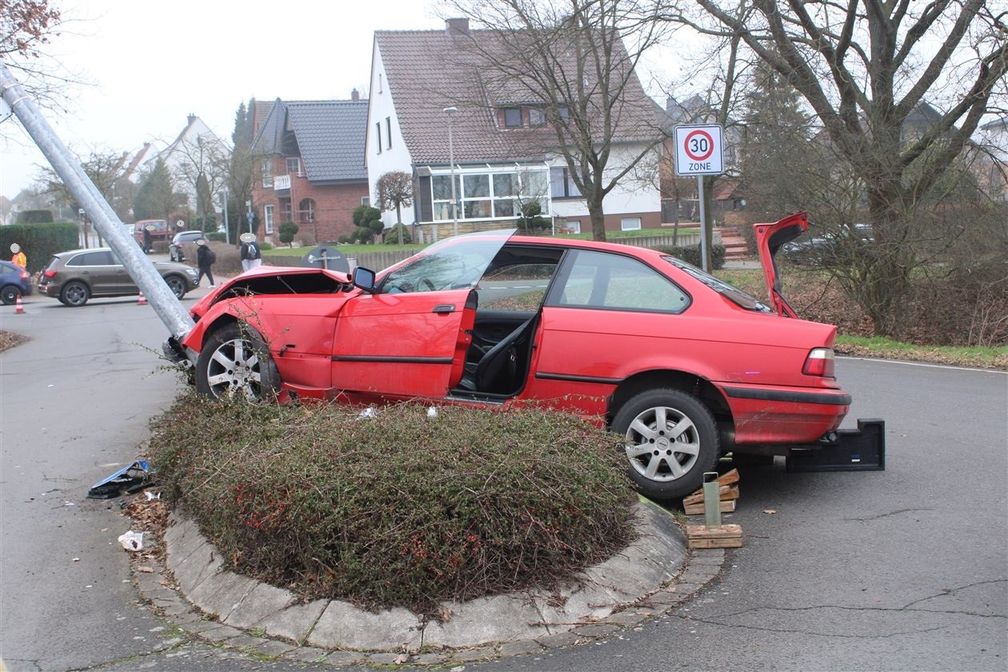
(352, 266, 377, 293)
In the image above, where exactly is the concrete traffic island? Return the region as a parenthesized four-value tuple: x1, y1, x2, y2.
(133, 498, 727, 666)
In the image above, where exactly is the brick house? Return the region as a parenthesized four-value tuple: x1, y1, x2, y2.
(367, 18, 665, 240)
(250, 95, 369, 245)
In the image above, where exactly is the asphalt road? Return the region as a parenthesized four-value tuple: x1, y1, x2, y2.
(1, 294, 1005, 671)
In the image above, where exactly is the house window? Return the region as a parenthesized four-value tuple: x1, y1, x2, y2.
(361, 196, 370, 207)
(557, 105, 570, 122)
(621, 217, 642, 231)
(280, 198, 292, 224)
(376, 122, 382, 153)
(261, 160, 273, 188)
(528, 107, 546, 127)
(429, 167, 549, 222)
(264, 204, 275, 234)
(286, 157, 302, 176)
(299, 198, 316, 223)
(386, 117, 392, 149)
(550, 167, 581, 198)
(560, 220, 581, 234)
(503, 107, 522, 128)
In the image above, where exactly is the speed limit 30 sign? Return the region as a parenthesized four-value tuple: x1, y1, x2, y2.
(674, 124, 724, 176)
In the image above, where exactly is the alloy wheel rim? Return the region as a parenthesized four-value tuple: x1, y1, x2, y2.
(624, 405, 700, 482)
(206, 338, 263, 400)
(66, 285, 86, 304)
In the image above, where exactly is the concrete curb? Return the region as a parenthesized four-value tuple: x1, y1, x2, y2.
(135, 499, 727, 666)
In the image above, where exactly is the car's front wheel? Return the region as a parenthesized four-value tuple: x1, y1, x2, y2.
(1, 284, 20, 305)
(611, 388, 720, 502)
(195, 323, 281, 401)
(60, 281, 90, 307)
(164, 275, 187, 299)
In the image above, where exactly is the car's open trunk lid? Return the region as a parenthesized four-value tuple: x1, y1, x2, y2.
(754, 212, 809, 318)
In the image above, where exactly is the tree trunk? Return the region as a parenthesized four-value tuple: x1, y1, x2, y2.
(860, 178, 915, 338)
(589, 196, 606, 242)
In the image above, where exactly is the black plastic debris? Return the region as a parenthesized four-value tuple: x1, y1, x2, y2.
(786, 419, 886, 472)
(87, 459, 154, 499)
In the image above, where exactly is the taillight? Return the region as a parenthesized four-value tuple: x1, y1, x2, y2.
(803, 347, 835, 377)
(44, 270, 57, 278)
(20, 270, 30, 279)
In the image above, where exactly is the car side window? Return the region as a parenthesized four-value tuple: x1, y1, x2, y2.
(67, 251, 113, 266)
(547, 250, 690, 313)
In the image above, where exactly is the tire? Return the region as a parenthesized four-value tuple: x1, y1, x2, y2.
(1, 285, 20, 305)
(164, 275, 187, 299)
(195, 323, 281, 401)
(60, 281, 90, 307)
(611, 388, 720, 502)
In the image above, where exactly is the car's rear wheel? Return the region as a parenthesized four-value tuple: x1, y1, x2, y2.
(611, 388, 720, 502)
(164, 275, 187, 299)
(60, 281, 90, 307)
(1, 284, 20, 305)
(195, 323, 281, 401)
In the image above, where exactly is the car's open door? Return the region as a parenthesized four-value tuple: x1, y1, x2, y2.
(330, 231, 512, 399)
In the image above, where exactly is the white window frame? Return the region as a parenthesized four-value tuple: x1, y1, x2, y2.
(264, 204, 275, 234)
(620, 217, 642, 231)
(428, 164, 551, 223)
(286, 157, 302, 177)
(560, 220, 581, 234)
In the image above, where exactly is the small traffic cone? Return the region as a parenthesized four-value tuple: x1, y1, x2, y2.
(15, 294, 25, 314)
(137, 291, 147, 305)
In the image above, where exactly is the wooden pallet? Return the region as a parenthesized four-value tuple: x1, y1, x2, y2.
(687, 523, 743, 549)
(683, 469, 743, 548)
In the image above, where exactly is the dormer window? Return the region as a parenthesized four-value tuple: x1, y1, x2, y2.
(503, 107, 522, 128)
(528, 107, 546, 127)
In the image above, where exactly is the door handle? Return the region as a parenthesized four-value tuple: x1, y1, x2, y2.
(432, 304, 455, 314)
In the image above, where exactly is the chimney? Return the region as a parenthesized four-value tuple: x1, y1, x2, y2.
(187, 113, 196, 125)
(351, 88, 360, 101)
(446, 18, 470, 37)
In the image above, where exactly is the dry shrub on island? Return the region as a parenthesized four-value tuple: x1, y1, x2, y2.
(150, 394, 636, 614)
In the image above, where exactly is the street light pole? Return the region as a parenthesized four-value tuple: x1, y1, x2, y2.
(443, 106, 459, 238)
(222, 187, 230, 245)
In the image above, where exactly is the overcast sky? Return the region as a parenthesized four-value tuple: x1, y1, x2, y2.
(0, 0, 691, 201)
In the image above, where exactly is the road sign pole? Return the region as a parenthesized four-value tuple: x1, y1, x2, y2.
(697, 176, 709, 273)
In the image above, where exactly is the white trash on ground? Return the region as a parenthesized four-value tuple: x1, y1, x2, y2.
(118, 530, 145, 552)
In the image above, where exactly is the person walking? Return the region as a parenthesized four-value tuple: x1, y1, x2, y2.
(10, 243, 27, 270)
(195, 239, 216, 288)
(239, 232, 262, 273)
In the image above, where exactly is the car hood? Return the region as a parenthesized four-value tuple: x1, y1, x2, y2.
(753, 212, 809, 318)
(189, 265, 352, 319)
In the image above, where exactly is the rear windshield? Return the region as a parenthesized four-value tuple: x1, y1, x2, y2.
(45, 256, 60, 271)
(662, 256, 771, 312)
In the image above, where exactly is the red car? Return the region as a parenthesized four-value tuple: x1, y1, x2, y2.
(167, 212, 851, 500)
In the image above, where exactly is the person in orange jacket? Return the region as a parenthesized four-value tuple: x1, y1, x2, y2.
(10, 243, 27, 270)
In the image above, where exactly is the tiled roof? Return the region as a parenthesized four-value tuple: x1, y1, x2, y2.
(251, 99, 369, 183)
(375, 29, 663, 165)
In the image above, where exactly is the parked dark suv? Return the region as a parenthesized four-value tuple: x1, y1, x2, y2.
(169, 230, 207, 262)
(38, 248, 199, 306)
(1, 260, 33, 304)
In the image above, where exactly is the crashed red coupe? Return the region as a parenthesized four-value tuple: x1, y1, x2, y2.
(166, 212, 851, 500)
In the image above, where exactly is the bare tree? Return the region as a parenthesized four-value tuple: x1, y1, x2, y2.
(38, 149, 132, 241)
(445, 0, 668, 241)
(173, 136, 230, 231)
(658, 0, 1008, 336)
(375, 170, 414, 243)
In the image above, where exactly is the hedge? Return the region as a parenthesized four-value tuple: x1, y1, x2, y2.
(656, 242, 726, 270)
(0, 222, 79, 273)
